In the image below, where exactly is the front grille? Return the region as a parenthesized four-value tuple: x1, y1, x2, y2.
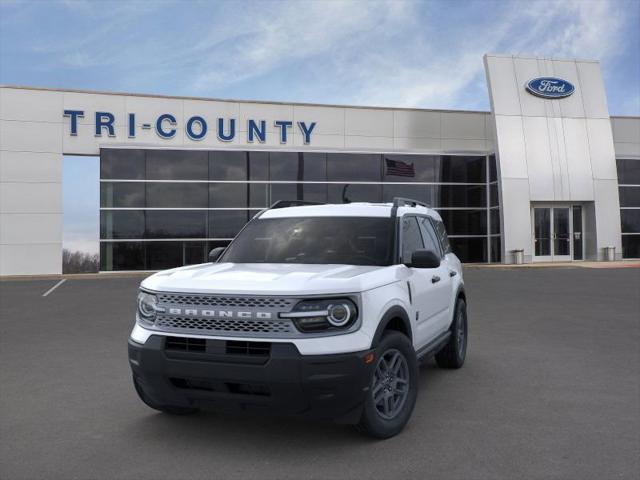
(226, 340, 270, 356)
(165, 336, 206, 352)
(155, 316, 295, 337)
(157, 293, 294, 309)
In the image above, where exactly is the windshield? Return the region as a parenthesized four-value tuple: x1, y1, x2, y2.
(220, 216, 394, 266)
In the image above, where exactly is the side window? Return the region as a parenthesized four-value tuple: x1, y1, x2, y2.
(401, 216, 424, 264)
(434, 219, 452, 254)
(418, 217, 442, 257)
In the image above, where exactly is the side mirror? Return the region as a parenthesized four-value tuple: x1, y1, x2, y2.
(208, 247, 226, 263)
(408, 249, 441, 269)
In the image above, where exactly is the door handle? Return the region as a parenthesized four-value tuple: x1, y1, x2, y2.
(431, 275, 441, 284)
(449, 270, 457, 277)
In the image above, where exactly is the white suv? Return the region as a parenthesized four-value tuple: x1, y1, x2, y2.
(129, 198, 467, 438)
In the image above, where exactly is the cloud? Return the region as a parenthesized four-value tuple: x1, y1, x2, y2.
(3, 0, 637, 113)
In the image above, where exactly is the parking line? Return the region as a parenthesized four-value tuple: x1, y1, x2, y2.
(42, 279, 66, 297)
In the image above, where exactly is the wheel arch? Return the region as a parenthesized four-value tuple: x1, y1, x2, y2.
(456, 285, 466, 304)
(371, 305, 413, 348)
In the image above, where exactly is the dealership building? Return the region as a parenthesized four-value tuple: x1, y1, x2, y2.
(0, 53, 639, 275)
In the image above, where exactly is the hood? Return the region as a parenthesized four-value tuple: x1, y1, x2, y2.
(141, 262, 402, 295)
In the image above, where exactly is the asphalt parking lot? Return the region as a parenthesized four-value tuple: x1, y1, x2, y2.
(1, 267, 638, 480)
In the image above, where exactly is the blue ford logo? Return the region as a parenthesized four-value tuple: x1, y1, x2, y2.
(526, 77, 575, 99)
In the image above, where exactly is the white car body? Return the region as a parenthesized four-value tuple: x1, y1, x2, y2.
(130, 202, 464, 355)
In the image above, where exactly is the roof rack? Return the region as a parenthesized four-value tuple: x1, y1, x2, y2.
(269, 200, 326, 209)
(390, 197, 430, 219)
(392, 197, 430, 209)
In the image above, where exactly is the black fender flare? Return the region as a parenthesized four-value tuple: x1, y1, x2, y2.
(445, 284, 467, 332)
(371, 305, 413, 348)
(456, 284, 466, 304)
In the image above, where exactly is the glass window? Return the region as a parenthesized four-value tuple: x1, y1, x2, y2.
(622, 235, 640, 258)
(382, 184, 430, 204)
(383, 155, 438, 182)
(328, 184, 382, 203)
(146, 183, 208, 208)
(146, 150, 208, 180)
(146, 242, 183, 270)
(437, 156, 486, 183)
(184, 242, 209, 265)
(449, 237, 487, 263)
(221, 217, 394, 266)
(432, 184, 486, 208)
(489, 155, 497, 182)
(209, 183, 248, 208)
(100, 211, 145, 239)
(209, 150, 248, 180)
(401, 216, 424, 264)
(208, 210, 250, 238)
(434, 219, 452, 254)
(250, 183, 269, 208)
(417, 217, 441, 256)
(301, 152, 327, 181)
(490, 236, 501, 263)
(490, 183, 499, 206)
(490, 209, 501, 234)
(438, 210, 487, 236)
(327, 153, 381, 182)
(100, 242, 145, 270)
(617, 158, 640, 185)
(100, 149, 145, 179)
(146, 211, 207, 238)
(269, 152, 299, 181)
(270, 183, 327, 204)
(621, 210, 640, 233)
(619, 187, 640, 207)
(248, 152, 269, 181)
(100, 182, 145, 208)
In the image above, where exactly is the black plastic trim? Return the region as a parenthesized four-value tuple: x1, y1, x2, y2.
(371, 306, 413, 347)
(416, 331, 451, 362)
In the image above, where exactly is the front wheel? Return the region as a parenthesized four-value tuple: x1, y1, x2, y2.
(435, 298, 467, 369)
(356, 331, 418, 439)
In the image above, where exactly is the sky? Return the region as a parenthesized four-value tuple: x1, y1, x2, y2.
(1, 0, 639, 253)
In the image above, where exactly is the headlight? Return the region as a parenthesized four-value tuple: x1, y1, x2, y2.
(137, 291, 158, 324)
(281, 298, 358, 332)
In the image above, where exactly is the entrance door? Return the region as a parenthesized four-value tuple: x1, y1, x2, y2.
(532, 205, 583, 262)
(533, 207, 552, 260)
(552, 207, 571, 261)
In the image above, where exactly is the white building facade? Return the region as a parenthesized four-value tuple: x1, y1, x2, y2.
(0, 54, 639, 275)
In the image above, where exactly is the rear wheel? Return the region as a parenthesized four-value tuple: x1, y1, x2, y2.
(435, 298, 467, 369)
(356, 331, 418, 439)
(133, 376, 199, 415)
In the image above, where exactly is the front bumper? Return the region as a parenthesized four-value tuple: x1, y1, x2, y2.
(128, 335, 374, 423)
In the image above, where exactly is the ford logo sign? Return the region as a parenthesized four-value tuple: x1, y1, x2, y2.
(526, 77, 575, 99)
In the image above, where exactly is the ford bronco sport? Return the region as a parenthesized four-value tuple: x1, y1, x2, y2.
(128, 198, 468, 438)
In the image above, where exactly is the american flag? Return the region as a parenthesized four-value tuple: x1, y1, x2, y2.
(385, 158, 415, 177)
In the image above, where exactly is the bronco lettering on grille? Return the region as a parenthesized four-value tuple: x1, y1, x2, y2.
(166, 307, 272, 319)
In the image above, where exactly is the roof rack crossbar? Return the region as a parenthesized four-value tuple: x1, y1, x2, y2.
(269, 200, 326, 209)
(392, 197, 431, 209)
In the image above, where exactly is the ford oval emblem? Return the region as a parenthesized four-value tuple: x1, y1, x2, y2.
(526, 77, 575, 99)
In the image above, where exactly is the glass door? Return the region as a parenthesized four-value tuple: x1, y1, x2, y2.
(532, 205, 583, 262)
(534, 207, 552, 261)
(552, 207, 571, 261)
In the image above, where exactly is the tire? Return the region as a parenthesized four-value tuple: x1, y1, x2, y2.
(356, 331, 418, 439)
(435, 298, 467, 369)
(133, 376, 199, 415)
